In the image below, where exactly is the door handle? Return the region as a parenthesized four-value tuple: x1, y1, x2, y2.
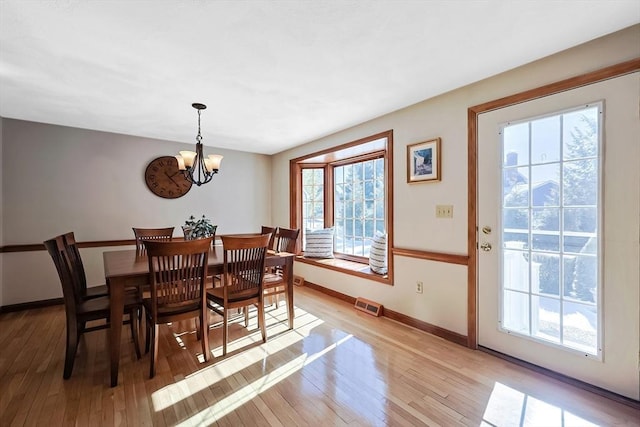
(480, 242, 492, 252)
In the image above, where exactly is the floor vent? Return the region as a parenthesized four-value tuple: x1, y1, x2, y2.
(354, 297, 383, 317)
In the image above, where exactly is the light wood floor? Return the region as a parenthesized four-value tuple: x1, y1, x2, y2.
(1, 286, 638, 426)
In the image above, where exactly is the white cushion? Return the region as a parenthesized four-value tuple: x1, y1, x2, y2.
(304, 228, 334, 258)
(369, 232, 388, 274)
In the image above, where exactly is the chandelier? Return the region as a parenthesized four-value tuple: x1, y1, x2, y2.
(175, 103, 223, 186)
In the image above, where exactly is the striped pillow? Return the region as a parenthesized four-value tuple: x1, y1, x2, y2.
(304, 228, 334, 258)
(369, 232, 387, 274)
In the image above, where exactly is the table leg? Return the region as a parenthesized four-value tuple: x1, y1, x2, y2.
(109, 277, 124, 387)
(286, 257, 294, 330)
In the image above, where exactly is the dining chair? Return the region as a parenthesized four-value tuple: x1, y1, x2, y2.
(62, 232, 109, 300)
(143, 237, 212, 378)
(132, 227, 175, 253)
(44, 235, 142, 379)
(206, 233, 271, 356)
(261, 227, 300, 315)
(62, 232, 141, 338)
(261, 226, 278, 251)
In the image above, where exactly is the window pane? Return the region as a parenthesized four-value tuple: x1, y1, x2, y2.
(532, 232, 559, 252)
(364, 161, 374, 180)
(532, 208, 559, 231)
(503, 290, 529, 334)
(563, 159, 597, 206)
(531, 164, 559, 206)
(334, 167, 344, 184)
(364, 181, 374, 199)
(503, 167, 529, 206)
(565, 253, 597, 303)
(563, 301, 597, 352)
(503, 122, 529, 166)
(564, 207, 597, 233)
(503, 250, 529, 292)
(532, 295, 560, 343)
(531, 116, 560, 164)
(532, 252, 559, 297)
(365, 200, 374, 218)
(563, 107, 598, 160)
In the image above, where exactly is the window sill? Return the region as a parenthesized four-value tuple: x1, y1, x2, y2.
(295, 256, 391, 285)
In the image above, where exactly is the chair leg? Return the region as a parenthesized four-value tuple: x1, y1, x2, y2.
(145, 316, 151, 354)
(129, 309, 141, 359)
(149, 324, 159, 379)
(195, 317, 202, 341)
(63, 318, 79, 379)
(200, 314, 210, 362)
(244, 305, 250, 328)
(258, 301, 267, 343)
(222, 307, 228, 356)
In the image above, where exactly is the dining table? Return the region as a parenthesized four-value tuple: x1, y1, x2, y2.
(103, 244, 295, 387)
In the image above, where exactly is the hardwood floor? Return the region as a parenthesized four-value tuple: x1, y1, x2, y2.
(1, 286, 638, 426)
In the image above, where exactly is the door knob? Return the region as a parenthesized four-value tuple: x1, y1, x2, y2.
(480, 242, 492, 252)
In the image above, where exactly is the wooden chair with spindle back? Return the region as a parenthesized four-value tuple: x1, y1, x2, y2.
(261, 227, 300, 317)
(143, 238, 212, 378)
(62, 232, 109, 300)
(132, 227, 175, 253)
(44, 234, 142, 379)
(206, 233, 271, 356)
(261, 226, 278, 251)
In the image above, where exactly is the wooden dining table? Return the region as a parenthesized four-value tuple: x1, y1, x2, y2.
(103, 245, 295, 387)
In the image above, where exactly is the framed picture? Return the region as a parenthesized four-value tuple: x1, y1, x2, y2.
(407, 137, 441, 183)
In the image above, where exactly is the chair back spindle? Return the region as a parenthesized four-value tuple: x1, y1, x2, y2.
(132, 227, 175, 253)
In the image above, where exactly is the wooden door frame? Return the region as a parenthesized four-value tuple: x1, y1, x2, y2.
(466, 58, 640, 349)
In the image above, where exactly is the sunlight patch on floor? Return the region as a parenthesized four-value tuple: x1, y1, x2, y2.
(177, 333, 354, 426)
(151, 306, 325, 412)
(482, 382, 598, 426)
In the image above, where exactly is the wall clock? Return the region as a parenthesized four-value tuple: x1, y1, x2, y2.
(144, 156, 193, 199)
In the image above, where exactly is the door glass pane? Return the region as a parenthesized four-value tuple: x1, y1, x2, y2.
(503, 290, 529, 334)
(500, 104, 601, 356)
(503, 122, 529, 166)
(503, 249, 529, 292)
(563, 301, 598, 353)
(532, 252, 559, 297)
(532, 295, 560, 343)
(532, 116, 561, 164)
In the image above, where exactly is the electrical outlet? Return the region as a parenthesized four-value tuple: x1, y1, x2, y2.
(416, 281, 423, 294)
(436, 204, 454, 218)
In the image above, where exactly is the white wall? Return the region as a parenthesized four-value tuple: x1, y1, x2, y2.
(1, 120, 272, 305)
(271, 25, 640, 336)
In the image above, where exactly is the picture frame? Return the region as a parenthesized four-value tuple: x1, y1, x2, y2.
(407, 137, 441, 183)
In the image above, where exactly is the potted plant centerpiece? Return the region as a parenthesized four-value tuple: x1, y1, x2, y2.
(183, 215, 217, 241)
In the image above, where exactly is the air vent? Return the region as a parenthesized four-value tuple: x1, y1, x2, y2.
(354, 297, 382, 317)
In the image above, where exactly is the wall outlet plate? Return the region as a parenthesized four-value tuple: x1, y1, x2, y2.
(436, 204, 454, 218)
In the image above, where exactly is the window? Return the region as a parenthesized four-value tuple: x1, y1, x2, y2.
(334, 158, 385, 256)
(501, 103, 602, 356)
(302, 168, 324, 231)
(291, 130, 393, 282)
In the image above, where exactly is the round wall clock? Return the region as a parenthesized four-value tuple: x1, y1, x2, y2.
(144, 156, 193, 199)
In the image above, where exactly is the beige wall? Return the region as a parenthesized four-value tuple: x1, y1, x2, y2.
(271, 25, 640, 336)
(1, 120, 272, 305)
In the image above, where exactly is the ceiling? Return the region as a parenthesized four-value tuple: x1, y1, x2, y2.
(1, 1, 638, 155)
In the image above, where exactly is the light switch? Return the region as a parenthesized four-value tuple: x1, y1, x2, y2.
(436, 204, 453, 218)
